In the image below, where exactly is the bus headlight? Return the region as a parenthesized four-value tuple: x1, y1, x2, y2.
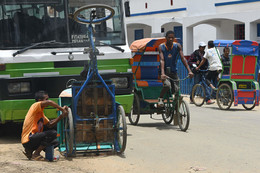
(111, 77, 128, 89)
(8, 82, 31, 94)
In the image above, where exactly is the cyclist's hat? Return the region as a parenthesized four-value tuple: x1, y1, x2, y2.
(199, 41, 206, 47)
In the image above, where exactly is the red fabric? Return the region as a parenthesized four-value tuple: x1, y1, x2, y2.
(231, 55, 243, 74)
(231, 75, 254, 79)
(244, 56, 256, 74)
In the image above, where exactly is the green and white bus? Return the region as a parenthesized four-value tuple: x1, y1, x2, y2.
(0, 0, 133, 124)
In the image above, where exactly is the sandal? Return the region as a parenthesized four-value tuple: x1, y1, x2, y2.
(22, 149, 33, 160)
(31, 155, 48, 161)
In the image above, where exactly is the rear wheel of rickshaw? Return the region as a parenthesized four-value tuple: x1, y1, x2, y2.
(64, 108, 74, 157)
(216, 83, 233, 110)
(177, 100, 190, 132)
(115, 105, 127, 154)
(192, 84, 206, 107)
(128, 93, 140, 125)
(162, 100, 174, 124)
(242, 100, 256, 110)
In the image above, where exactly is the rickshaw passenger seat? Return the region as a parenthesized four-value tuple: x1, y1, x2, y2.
(131, 53, 163, 87)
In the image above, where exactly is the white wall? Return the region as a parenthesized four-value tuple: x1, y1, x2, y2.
(129, 0, 186, 14)
(193, 24, 216, 54)
(186, 0, 216, 16)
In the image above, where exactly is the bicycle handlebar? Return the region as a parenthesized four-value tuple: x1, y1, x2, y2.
(167, 76, 189, 82)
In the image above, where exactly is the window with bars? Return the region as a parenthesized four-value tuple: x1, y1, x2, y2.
(234, 24, 245, 40)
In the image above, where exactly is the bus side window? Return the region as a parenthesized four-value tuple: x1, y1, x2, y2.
(0, 19, 15, 47)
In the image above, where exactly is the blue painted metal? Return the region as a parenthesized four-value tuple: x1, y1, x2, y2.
(135, 29, 144, 40)
(174, 26, 183, 42)
(177, 59, 192, 95)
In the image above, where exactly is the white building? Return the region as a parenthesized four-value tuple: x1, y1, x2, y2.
(125, 0, 260, 55)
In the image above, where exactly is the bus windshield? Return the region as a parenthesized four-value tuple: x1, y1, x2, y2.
(0, 0, 125, 49)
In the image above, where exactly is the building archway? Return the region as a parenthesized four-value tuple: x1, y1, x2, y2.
(126, 23, 152, 46)
(184, 18, 244, 55)
(161, 22, 183, 41)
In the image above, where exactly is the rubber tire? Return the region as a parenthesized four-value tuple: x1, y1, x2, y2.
(128, 93, 140, 125)
(162, 100, 174, 124)
(73, 4, 115, 24)
(242, 101, 256, 110)
(191, 84, 206, 107)
(115, 105, 127, 154)
(216, 83, 233, 110)
(65, 108, 74, 157)
(177, 100, 190, 132)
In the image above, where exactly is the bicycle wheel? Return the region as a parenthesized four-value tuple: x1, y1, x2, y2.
(177, 100, 190, 132)
(216, 83, 233, 110)
(192, 84, 206, 106)
(128, 93, 140, 125)
(73, 4, 115, 24)
(64, 108, 74, 157)
(242, 100, 256, 110)
(115, 105, 127, 154)
(162, 99, 174, 124)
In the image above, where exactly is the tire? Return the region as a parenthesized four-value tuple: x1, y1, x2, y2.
(177, 100, 190, 132)
(73, 4, 115, 24)
(192, 84, 206, 107)
(162, 100, 174, 124)
(115, 105, 127, 154)
(216, 83, 233, 110)
(128, 93, 140, 125)
(64, 108, 74, 157)
(242, 101, 256, 110)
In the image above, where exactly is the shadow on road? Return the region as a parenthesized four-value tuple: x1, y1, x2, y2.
(205, 106, 254, 112)
(132, 122, 180, 131)
(0, 123, 23, 144)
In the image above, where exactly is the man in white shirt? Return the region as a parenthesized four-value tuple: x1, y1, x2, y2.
(196, 40, 222, 104)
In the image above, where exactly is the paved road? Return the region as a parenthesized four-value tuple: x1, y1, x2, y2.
(0, 96, 260, 173)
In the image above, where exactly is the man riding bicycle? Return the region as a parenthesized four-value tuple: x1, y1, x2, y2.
(196, 40, 223, 104)
(188, 41, 210, 104)
(158, 30, 193, 107)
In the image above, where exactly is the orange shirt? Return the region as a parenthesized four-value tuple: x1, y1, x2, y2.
(21, 102, 49, 144)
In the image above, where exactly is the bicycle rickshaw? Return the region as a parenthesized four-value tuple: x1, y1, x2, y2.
(192, 40, 259, 110)
(128, 38, 190, 131)
(56, 4, 127, 156)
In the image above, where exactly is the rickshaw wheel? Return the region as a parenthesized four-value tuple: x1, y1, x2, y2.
(242, 101, 256, 110)
(216, 83, 233, 110)
(115, 105, 127, 154)
(192, 84, 206, 107)
(177, 100, 190, 132)
(128, 93, 140, 125)
(64, 108, 74, 157)
(162, 100, 174, 124)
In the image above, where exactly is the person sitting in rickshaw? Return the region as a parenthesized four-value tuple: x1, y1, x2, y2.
(196, 40, 223, 104)
(158, 30, 193, 107)
(221, 47, 230, 75)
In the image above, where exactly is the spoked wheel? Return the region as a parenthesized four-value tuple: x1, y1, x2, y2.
(242, 100, 256, 110)
(73, 4, 115, 24)
(162, 99, 174, 124)
(64, 108, 74, 157)
(216, 83, 233, 110)
(128, 93, 140, 125)
(177, 100, 190, 132)
(115, 105, 127, 154)
(192, 84, 206, 106)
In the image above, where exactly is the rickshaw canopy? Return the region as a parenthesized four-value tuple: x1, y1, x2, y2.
(214, 40, 259, 56)
(130, 37, 181, 52)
